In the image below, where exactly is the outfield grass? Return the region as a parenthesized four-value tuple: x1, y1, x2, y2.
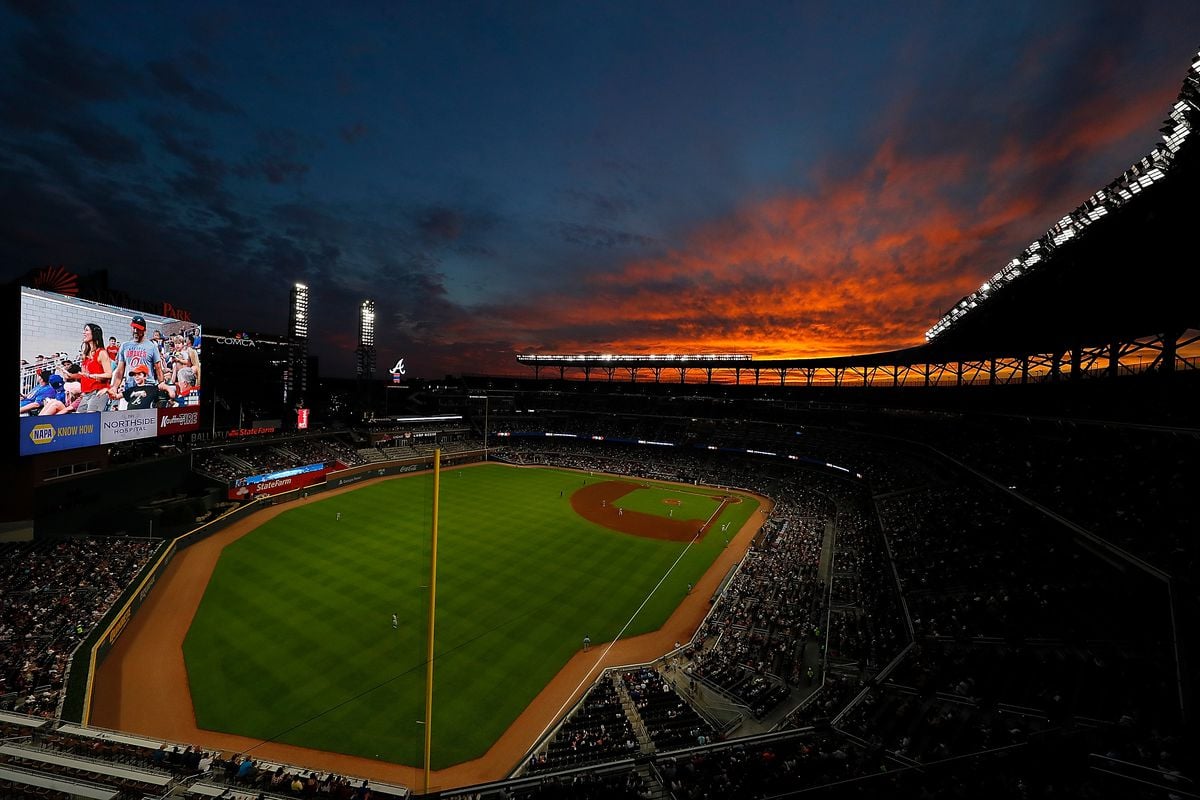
(183, 464, 758, 768)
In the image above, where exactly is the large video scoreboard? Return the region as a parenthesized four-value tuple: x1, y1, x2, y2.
(19, 287, 203, 456)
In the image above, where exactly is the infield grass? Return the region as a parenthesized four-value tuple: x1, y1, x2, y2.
(183, 463, 758, 768)
(613, 484, 723, 521)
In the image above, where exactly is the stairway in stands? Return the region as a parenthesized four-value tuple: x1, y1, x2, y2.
(612, 673, 655, 754)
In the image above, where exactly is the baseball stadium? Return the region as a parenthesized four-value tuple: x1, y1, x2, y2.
(2, 20, 1199, 800)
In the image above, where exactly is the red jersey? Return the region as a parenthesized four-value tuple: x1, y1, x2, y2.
(106, 344, 119, 362)
(80, 351, 109, 393)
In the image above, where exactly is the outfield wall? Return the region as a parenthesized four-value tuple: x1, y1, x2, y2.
(63, 451, 484, 725)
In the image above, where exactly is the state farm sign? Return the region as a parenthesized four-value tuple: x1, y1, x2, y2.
(227, 467, 328, 500)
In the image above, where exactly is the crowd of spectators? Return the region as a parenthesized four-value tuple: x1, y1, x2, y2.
(193, 435, 365, 484)
(888, 638, 1172, 727)
(622, 667, 715, 751)
(0, 721, 403, 799)
(521, 663, 724, 785)
(216, 754, 382, 798)
(487, 405, 1189, 797)
(656, 733, 879, 800)
(686, 485, 849, 720)
(357, 423, 480, 462)
(491, 400, 948, 495)
(840, 683, 1048, 762)
(0, 536, 162, 717)
(898, 414, 1199, 578)
(503, 438, 903, 737)
(526, 680, 638, 774)
(499, 438, 759, 493)
(498, 767, 652, 800)
(824, 502, 906, 674)
(876, 480, 1164, 643)
(193, 429, 482, 484)
(4, 392, 1191, 799)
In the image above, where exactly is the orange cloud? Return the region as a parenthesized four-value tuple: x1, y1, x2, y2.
(475, 142, 1012, 362)
(449, 78, 1175, 375)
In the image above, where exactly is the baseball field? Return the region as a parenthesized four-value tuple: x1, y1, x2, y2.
(180, 463, 759, 769)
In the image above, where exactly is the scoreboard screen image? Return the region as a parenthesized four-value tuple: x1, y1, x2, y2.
(19, 287, 203, 455)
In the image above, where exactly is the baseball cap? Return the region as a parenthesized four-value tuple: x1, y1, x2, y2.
(130, 315, 146, 331)
(131, 364, 150, 375)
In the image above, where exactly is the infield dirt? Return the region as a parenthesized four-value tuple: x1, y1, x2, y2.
(570, 479, 738, 541)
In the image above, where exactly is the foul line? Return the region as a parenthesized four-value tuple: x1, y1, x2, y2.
(700, 496, 732, 533)
(532, 526, 703, 746)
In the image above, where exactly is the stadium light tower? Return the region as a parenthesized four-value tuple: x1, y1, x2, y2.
(356, 299, 377, 379)
(469, 394, 489, 461)
(288, 283, 309, 403)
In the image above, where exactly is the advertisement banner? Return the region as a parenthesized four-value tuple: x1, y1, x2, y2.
(19, 286, 202, 457)
(20, 413, 102, 455)
(158, 406, 202, 435)
(99, 409, 159, 444)
(228, 467, 327, 500)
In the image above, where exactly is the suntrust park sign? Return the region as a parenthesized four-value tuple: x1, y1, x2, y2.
(100, 410, 159, 443)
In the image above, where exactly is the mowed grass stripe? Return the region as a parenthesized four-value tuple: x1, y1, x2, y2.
(183, 464, 758, 768)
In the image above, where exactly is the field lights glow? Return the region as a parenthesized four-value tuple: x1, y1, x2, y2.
(925, 45, 1199, 342)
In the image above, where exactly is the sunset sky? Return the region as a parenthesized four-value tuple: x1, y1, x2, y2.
(2, 1, 1197, 377)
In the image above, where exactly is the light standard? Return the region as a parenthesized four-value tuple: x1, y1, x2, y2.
(469, 394, 489, 460)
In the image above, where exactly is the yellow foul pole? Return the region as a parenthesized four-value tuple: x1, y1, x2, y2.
(423, 449, 441, 794)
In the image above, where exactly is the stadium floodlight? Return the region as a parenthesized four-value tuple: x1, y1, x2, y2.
(469, 395, 490, 460)
(358, 300, 376, 346)
(289, 283, 310, 339)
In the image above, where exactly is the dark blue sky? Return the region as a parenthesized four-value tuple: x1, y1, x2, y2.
(2, 1, 1196, 377)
